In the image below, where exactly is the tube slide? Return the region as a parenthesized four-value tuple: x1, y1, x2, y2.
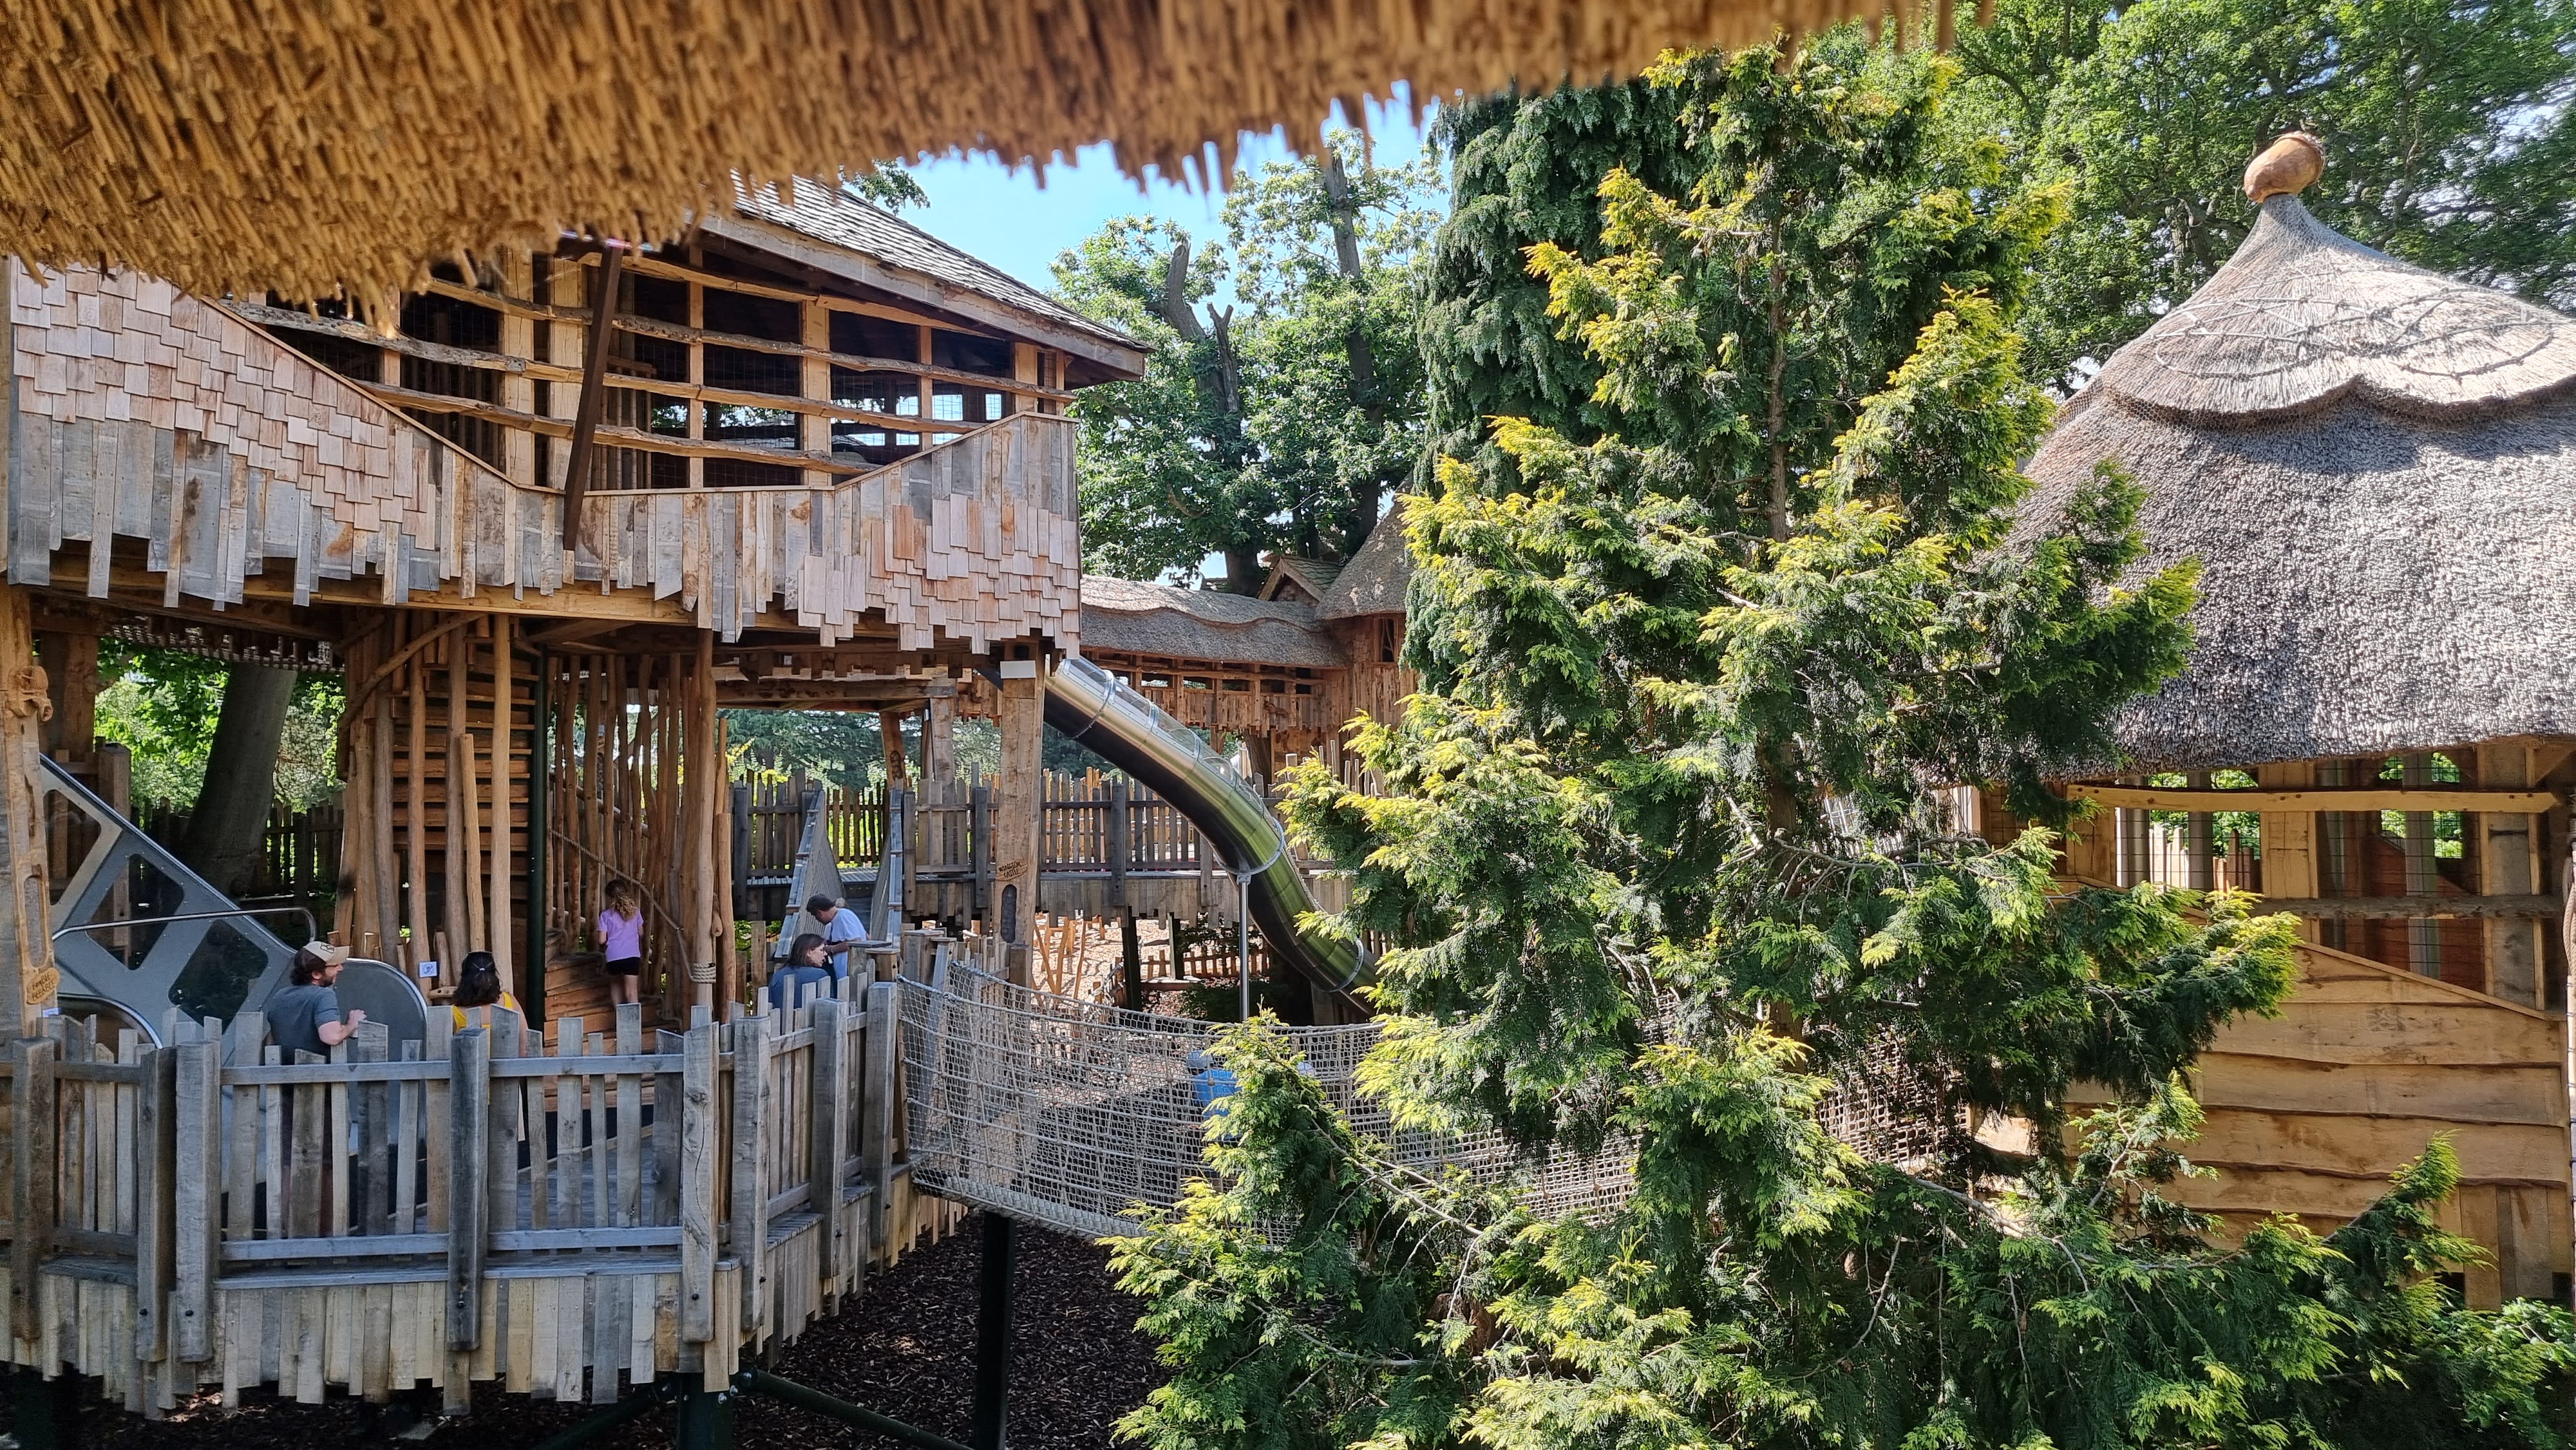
(1045, 655, 1370, 1003)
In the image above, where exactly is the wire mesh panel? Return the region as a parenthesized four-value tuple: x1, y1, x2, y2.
(898, 950, 1946, 1239)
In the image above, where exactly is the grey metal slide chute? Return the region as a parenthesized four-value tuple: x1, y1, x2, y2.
(36, 755, 426, 1057)
(1043, 654, 1370, 1001)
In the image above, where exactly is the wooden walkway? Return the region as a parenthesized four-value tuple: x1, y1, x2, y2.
(0, 977, 958, 1419)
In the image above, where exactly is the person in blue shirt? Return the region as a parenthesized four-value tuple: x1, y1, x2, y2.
(768, 933, 835, 1012)
(806, 894, 867, 980)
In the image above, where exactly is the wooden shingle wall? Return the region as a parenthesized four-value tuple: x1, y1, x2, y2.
(6, 265, 1079, 652)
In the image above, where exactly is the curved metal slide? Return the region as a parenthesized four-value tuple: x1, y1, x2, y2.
(1044, 655, 1370, 1003)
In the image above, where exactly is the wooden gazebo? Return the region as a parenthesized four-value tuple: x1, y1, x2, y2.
(2020, 138, 2576, 1304)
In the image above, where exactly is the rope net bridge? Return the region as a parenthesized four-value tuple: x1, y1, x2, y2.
(895, 937, 1951, 1242)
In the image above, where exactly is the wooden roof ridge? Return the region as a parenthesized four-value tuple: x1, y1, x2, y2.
(1077, 574, 1347, 669)
(715, 180, 1147, 375)
(1258, 554, 1343, 603)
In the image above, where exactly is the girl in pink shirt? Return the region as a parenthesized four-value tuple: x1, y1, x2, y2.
(598, 878, 645, 1006)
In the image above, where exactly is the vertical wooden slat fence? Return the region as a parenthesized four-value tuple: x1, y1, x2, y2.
(0, 975, 945, 1418)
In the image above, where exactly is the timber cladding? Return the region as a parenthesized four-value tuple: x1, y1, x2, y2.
(6, 264, 1081, 652)
(2069, 940, 2570, 1306)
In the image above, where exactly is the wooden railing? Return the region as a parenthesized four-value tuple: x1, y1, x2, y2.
(0, 977, 935, 1414)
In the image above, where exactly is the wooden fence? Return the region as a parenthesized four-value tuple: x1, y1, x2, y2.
(0, 975, 949, 1418)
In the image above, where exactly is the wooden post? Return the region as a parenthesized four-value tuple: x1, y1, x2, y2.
(994, 663, 1043, 947)
(0, 586, 56, 1033)
(2256, 762, 2320, 943)
(489, 614, 515, 992)
(446, 1026, 489, 1351)
(560, 241, 625, 552)
(880, 710, 912, 790)
(694, 633, 726, 1009)
(923, 695, 955, 779)
(8, 1036, 55, 1342)
(132, 1046, 176, 1364)
(808, 996, 849, 1291)
(969, 782, 993, 927)
(2401, 752, 2440, 975)
(678, 1020, 719, 1342)
(445, 628, 473, 966)
(730, 784, 753, 921)
(2481, 743, 2543, 1006)
(730, 1011, 773, 1348)
(34, 630, 98, 759)
(858, 982, 898, 1261)
(171, 1034, 220, 1362)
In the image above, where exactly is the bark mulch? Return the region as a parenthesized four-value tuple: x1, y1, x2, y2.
(1, 1216, 1166, 1450)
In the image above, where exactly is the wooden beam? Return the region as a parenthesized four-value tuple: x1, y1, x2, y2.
(561, 239, 626, 552)
(2254, 895, 2561, 921)
(232, 302, 533, 373)
(2065, 783, 2558, 814)
(993, 663, 1043, 947)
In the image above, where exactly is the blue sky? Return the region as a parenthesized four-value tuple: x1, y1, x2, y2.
(904, 88, 1432, 292)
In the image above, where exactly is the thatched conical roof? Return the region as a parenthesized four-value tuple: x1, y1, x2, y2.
(2020, 193, 2576, 773)
(0, 0, 1904, 303)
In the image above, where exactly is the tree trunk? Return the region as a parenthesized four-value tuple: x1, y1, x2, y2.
(179, 664, 298, 896)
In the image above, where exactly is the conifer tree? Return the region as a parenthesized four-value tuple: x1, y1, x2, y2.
(1110, 33, 2575, 1450)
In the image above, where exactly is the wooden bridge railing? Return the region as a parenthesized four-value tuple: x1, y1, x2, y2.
(0, 975, 934, 1418)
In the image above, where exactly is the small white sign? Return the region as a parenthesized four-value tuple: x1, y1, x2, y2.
(417, 959, 439, 979)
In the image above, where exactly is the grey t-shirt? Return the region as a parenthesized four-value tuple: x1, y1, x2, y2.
(267, 982, 342, 1060)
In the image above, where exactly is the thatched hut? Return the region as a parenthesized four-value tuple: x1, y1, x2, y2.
(2020, 135, 2576, 1304)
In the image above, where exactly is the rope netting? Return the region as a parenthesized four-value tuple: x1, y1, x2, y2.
(898, 952, 1951, 1242)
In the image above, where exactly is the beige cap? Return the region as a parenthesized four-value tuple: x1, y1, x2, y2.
(304, 941, 351, 967)
(2244, 132, 2325, 204)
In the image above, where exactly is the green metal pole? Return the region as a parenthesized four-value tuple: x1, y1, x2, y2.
(971, 1214, 1019, 1450)
(673, 1382, 736, 1450)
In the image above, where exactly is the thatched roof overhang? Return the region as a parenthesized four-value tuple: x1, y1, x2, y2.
(2018, 196, 2576, 775)
(0, 0, 1900, 301)
(1080, 576, 1348, 670)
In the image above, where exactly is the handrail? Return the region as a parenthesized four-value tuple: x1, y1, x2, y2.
(52, 904, 319, 945)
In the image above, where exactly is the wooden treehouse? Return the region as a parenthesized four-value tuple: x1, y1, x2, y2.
(2021, 140, 2576, 1305)
(0, 184, 1162, 1437)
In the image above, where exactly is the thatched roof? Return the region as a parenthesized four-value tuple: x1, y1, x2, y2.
(1080, 576, 1347, 669)
(720, 182, 1145, 377)
(2019, 194, 2576, 773)
(1319, 502, 1415, 619)
(0, 0, 1900, 302)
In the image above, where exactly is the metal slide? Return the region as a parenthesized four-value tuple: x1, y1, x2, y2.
(1044, 654, 1370, 1001)
(37, 757, 427, 1057)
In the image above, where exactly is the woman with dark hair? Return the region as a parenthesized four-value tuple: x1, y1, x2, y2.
(767, 933, 833, 1012)
(450, 950, 522, 1030)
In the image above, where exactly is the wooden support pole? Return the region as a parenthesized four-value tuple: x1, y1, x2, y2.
(994, 664, 1042, 948)
(171, 1035, 220, 1362)
(34, 630, 98, 759)
(446, 1025, 489, 1351)
(858, 982, 896, 1259)
(923, 695, 954, 779)
(559, 240, 625, 552)
(679, 1020, 719, 1342)
(731, 1012, 773, 1348)
(489, 614, 515, 992)
(0, 585, 56, 1033)
(445, 629, 472, 966)
(808, 995, 849, 1290)
(879, 708, 912, 789)
(8, 1037, 57, 1342)
(2481, 742, 2543, 1006)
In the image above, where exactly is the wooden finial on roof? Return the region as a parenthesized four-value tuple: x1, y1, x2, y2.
(2244, 131, 2325, 203)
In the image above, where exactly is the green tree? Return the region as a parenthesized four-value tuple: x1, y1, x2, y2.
(1955, 0, 2576, 386)
(1057, 133, 1443, 590)
(1110, 35, 2573, 1450)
